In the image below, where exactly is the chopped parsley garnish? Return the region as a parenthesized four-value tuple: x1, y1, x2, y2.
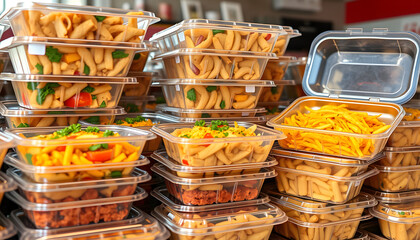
(112, 50, 129, 59)
(17, 123, 30, 128)
(95, 16, 106, 22)
(85, 126, 100, 133)
(89, 143, 108, 151)
(54, 124, 82, 137)
(84, 116, 100, 124)
(103, 130, 114, 137)
(206, 86, 217, 92)
(82, 86, 95, 93)
(195, 120, 206, 127)
(99, 101, 107, 108)
(83, 65, 90, 75)
(220, 100, 226, 109)
(210, 120, 229, 131)
(35, 63, 43, 74)
(45, 46, 62, 62)
(180, 134, 191, 138)
(115, 120, 124, 124)
(187, 88, 196, 102)
(201, 113, 210, 118)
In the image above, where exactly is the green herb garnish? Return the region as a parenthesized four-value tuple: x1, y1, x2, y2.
(99, 101, 107, 108)
(85, 126, 100, 133)
(45, 46, 62, 62)
(206, 86, 217, 92)
(95, 16, 106, 22)
(212, 30, 225, 35)
(133, 53, 141, 60)
(35, 63, 43, 74)
(82, 86, 95, 93)
(103, 130, 114, 137)
(201, 113, 210, 118)
(17, 123, 30, 128)
(54, 124, 82, 137)
(220, 100, 226, 109)
(83, 65, 90, 75)
(84, 116, 100, 124)
(194, 120, 206, 127)
(187, 88, 196, 102)
(112, 50, 129, 59)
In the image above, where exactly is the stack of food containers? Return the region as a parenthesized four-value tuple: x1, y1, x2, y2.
(0, 1, 173, 238)
(362, 104, 420, 239)
(149, 19, 300, 124)
(265, 28, 420, 239)
(148, 120, 289, 239)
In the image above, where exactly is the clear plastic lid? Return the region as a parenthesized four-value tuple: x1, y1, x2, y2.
(384, 146, 420, 152)
(7, 167, 150, 193)
(152, 78, 276, 87)
(0, 73, 137, 84)
(0, 131, 15, 151)
(0, 36, 148, 50)
(169, 115, 268, 124)
(151, 186, 270, 212)
(370, 201, 420, 224)
(303, 28, 420, 104)
(152, 203, 287, 236)
(6, 187, 147, 211)
(152, 163, 276, 185)
(150, 19, 293, 40)
(288, 214, 372, 228)
(0, 101, 126, 117)
(0, 212, 17, 240)
(363, 186, 420, 204)
(5, 152, 149, 174)
(10, 208, 169, 240)
(154, 48, 278, 60)
(5, 125, 156, 147)
(151, 121, 285, 145)
(81, 112, 178, 126)
(271, 147, 384, 165)
(0, 1, 159, 23)
(0, 171, 17, 193)
(151, 150, 278, 173)
(156, 104, 267, 117)
(267, 189, 377, 214)
(270, 230, 369, 240)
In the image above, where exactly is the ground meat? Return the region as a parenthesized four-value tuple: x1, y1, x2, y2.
(168, 184, 260, 206)
(25, 185, 135, 228)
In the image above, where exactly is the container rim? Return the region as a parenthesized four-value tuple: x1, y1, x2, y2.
(5, 125, 156, 147)
(288, 213, 372, 227)
(0, 212, 17, 240)
(169, 115, 268, 124)
(369, 206, 420, 224)
(6, 187, 147, 211)
(7, 167, 151, 192)
(0, 73, 138, 84)
(151, 149, 278, 173)
(152, 163, 277, 185)
(0, 131, 15, 150)
(152, 78, 276, 87)
(363, 186, 420, 204)
(156, 104, 267, 114)
(5, 152, 150, 174)
(151, 202, 287, 236)
(151, 121, 285, 145)
(151, 186, 270, 213)
(154, 48, 278, 60)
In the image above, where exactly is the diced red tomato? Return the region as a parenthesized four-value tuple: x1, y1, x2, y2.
(74, 71, 80, 76)
(64, 92, 92, 108)
(81, 177, 94, 181)
(57, 136, 77, 151)
(86, 149, 113, 162)
(182, 159, 189, 165)
(202, 133, 213, 147)
(265, 34, 271, 41)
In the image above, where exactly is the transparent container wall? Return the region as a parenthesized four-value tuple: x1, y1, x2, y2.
(274, 167, 377, 204)
(164, 176, 266, 206)
(122, 74, 152, 97)
(387, 125, 420, 147)
(156, 105, 265, 118)
(162, 53, 270, 80)
(365, 166, 420, 192)
(7, 115, 115, 128)
(8, 40, 136, 77)
(161, 84, 263, 110)
(170, 226, 273, 240)
(275, 220, 361, 240)
(11, 81, 126, 110)
(269, 96, 403, 160)
(129, 51, 150, 72)
(262, 60, 290, 81)
(272, 153, 371, 177)
(6, 2, 158, 44)
(378, 219, 420, 240)
(160, 131, 275, 167)
(381, 149, 420, 166)
(119, 98, 151, 113)
(303, 35, 419, 103)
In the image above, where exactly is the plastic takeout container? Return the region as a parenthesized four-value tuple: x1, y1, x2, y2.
(150, 19, 300, 55)
(381, 147, 420, 166)
(5, 125, 155, 178)
(6, 186, 147, 228)
(151, 122, 285, 167)
(153, 78, 274, 110)
(271, 147, 383, 177)
(270, 230, 370, 240)
(7, 167, 150, 203)
(10, 207, 169, 240)
(156, 104, 266, 118)
(155, 48, 276, 80)
(152, 149, 278, 174)
(169, 114, 268, 125)
(152, 163, 276, 206)
(152, 203, 287, 240)
(273, 166, 379, 204)
(1, 36, 146, 77)
(387, 104, 420, 148)
(122, 71, 154, 97)
(1, 1, 159, 44)
(370, 201, 420, 240)
(275, 214, 372, 240)
(365, 163, 420, 192)
(0, 212, 17, 240)
(268, 29, 420, 160)
(268, 189, 377, 223)
(151, 186, 270, 212)
(5, 151, 149, 183)
(119, 95, 155, 113)
(259, 80, 295, 104)
(1, 73, 137, 109)
(0, 101, 126, 127)
(129, 41, 159, 72)
(363, 186, 420, 204)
